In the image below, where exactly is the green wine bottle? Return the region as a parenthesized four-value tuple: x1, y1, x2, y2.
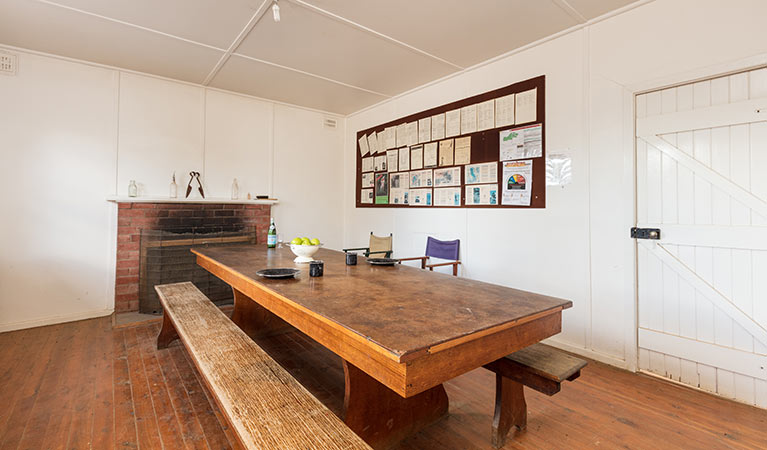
(267, 217, 277, 248)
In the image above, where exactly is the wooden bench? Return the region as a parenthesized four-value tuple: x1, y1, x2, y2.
(155, 282, 371, 450)
(483, 343, 587, 448)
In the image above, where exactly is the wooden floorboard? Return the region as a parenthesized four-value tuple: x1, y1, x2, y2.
(0, 316, 765, 450)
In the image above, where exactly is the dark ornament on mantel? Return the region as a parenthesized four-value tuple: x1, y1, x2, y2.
(185, 171, 205, 199)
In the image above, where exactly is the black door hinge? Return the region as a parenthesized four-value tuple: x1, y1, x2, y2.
(631, 227, 660, 240)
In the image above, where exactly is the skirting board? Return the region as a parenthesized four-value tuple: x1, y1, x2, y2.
(544, 338, 635, 371)
(0, 308, 114, 333)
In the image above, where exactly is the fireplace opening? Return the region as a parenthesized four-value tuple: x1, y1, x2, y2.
(138, 226, 257, 314)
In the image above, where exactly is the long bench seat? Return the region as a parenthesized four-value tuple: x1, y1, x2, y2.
(155, 282, 371, 450)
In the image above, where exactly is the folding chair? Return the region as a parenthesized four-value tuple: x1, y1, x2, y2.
(398, 236, 461, 276)
(343, 232, 393, 258)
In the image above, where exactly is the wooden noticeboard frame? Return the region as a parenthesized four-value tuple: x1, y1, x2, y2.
(355, 75, 545, 208)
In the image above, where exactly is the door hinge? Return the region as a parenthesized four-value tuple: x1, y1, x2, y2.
(631, 227, 660, 240)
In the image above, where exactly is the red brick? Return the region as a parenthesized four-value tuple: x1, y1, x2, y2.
(115, 293, 138, 303)
(224, 204, 244, 210)
(116, 268, 130, 278)
(116, 284, 138, 295)
(130, 217, 160, 227)
(116, 276, 139, 285)
(169, 209, 194, 218)
(116, 259, 139, 269)
(215, 210, 234, 217)
(133, 203, 157, 209)
(119, 209, 148, 218)
(117, 203, 133, 209)
(117, 234, 132, 243)
(117, 227, 139, 236)
(117, 217, 131, 227)
(117, 242, 139, 252)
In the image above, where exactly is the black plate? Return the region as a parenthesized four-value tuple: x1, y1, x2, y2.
(367, 258, 398, 266)
(256, 268, 300, 278)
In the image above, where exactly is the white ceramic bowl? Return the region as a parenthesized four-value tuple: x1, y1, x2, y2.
(289, 243, 322, 263)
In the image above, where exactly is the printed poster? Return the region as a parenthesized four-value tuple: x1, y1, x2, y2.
(465, 162, 498, 184)
(434, 187, 461, 206)
(375, 172, 389, 204)
(499, 124, 542, 161)
(361, 172, 374, 188)
(454, 136, 471, 165)
(398, 147, 410, 171)
(502, 160, 533, 206)
(438, 139, 454, 167)
(423, 142, 438, 168)
(362, 156, 374, 172)
(361, 188, 373, 204)
(373, 155, 386, 172)
(434, 167, 461, 187)
(386, 149, 398, 172)
(409, 189, 432, 206)
(465, 184, 498, 205)
(409, 169, 433, 188)
(410, 144, 424, 170)
(389, 172, 410, 205)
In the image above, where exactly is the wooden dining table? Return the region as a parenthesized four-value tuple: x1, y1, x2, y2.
(191, 244, 572, 449)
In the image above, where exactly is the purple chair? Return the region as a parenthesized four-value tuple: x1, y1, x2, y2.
(398, 236, 461, 276)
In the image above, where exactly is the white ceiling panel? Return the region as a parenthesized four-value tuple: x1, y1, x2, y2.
(0, 0, 224, 83)
(211, 54, 387, 114)
(44, 0, 265, 49)
(295, 0, 581, 68)
(236, 0, 457, 96)
(563, 0, 639, 20)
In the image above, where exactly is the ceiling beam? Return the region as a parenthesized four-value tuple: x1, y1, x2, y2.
(287, 0, 464, 70)
(35, 0, 226, 52)
(232, 53, 391, 98)
(202, 0, 271, 85)
(551, 0, 588, 23)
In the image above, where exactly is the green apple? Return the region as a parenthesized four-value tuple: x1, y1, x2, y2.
(310, 238, 320, 246)
(301, 238, 311, 245)
(291, 237, 302, 245)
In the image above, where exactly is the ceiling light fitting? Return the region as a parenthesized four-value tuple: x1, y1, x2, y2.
(272, 1, 280, 22)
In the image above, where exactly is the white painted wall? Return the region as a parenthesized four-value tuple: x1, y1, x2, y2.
(344, 0, 767, 372)
(0, 48, 344, 332)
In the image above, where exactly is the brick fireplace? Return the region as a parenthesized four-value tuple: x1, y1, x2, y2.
(114, 202, 271, 313)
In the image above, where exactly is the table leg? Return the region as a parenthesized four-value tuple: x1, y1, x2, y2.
(491, 373, 526, 448)
(343, 360, 448, 449)
(231, 288, 292, 338)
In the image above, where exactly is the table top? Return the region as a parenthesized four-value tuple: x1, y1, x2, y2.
(192, 245, 571, 363)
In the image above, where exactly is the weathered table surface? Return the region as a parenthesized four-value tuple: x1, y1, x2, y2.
(192, 244, 571, 448)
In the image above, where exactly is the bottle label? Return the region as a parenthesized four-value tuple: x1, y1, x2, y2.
(267, 235, 277, 246)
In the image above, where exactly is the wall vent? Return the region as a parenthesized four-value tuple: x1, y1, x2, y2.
(323, 117, 337, 129)
(0, 52, 17, 76)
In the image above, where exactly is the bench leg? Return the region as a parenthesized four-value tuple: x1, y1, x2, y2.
(343, 360, 448, 449)
(156, 311, 179, 349)
(231, 288, 292, 338)
(492, 373, 527, 449)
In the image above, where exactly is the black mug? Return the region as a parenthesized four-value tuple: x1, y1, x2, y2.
(309, 260, 324, 277)
(345, 252, 357, 266)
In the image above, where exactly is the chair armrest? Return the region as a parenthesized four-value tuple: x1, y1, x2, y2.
(342, 247, 369, 253)
(397, 256, 429, 269)
(397, 256, 429, 262)
(424, 261, 461, 268)
(367, 250, 391, 256)
(425, 260, 461, 276)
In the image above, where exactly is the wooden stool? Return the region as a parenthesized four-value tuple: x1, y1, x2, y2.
(483, 343, 587, 448)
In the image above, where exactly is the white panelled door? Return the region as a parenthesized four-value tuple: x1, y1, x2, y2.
(635, 68, 767, 408)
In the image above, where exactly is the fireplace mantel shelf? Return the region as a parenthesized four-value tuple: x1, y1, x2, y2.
(107, 196, 278, 205)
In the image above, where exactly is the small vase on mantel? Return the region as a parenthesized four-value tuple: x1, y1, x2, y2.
(231, 178, 239, 200)
(169, 172, 178, 199)
(128, 180, 138, 198)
